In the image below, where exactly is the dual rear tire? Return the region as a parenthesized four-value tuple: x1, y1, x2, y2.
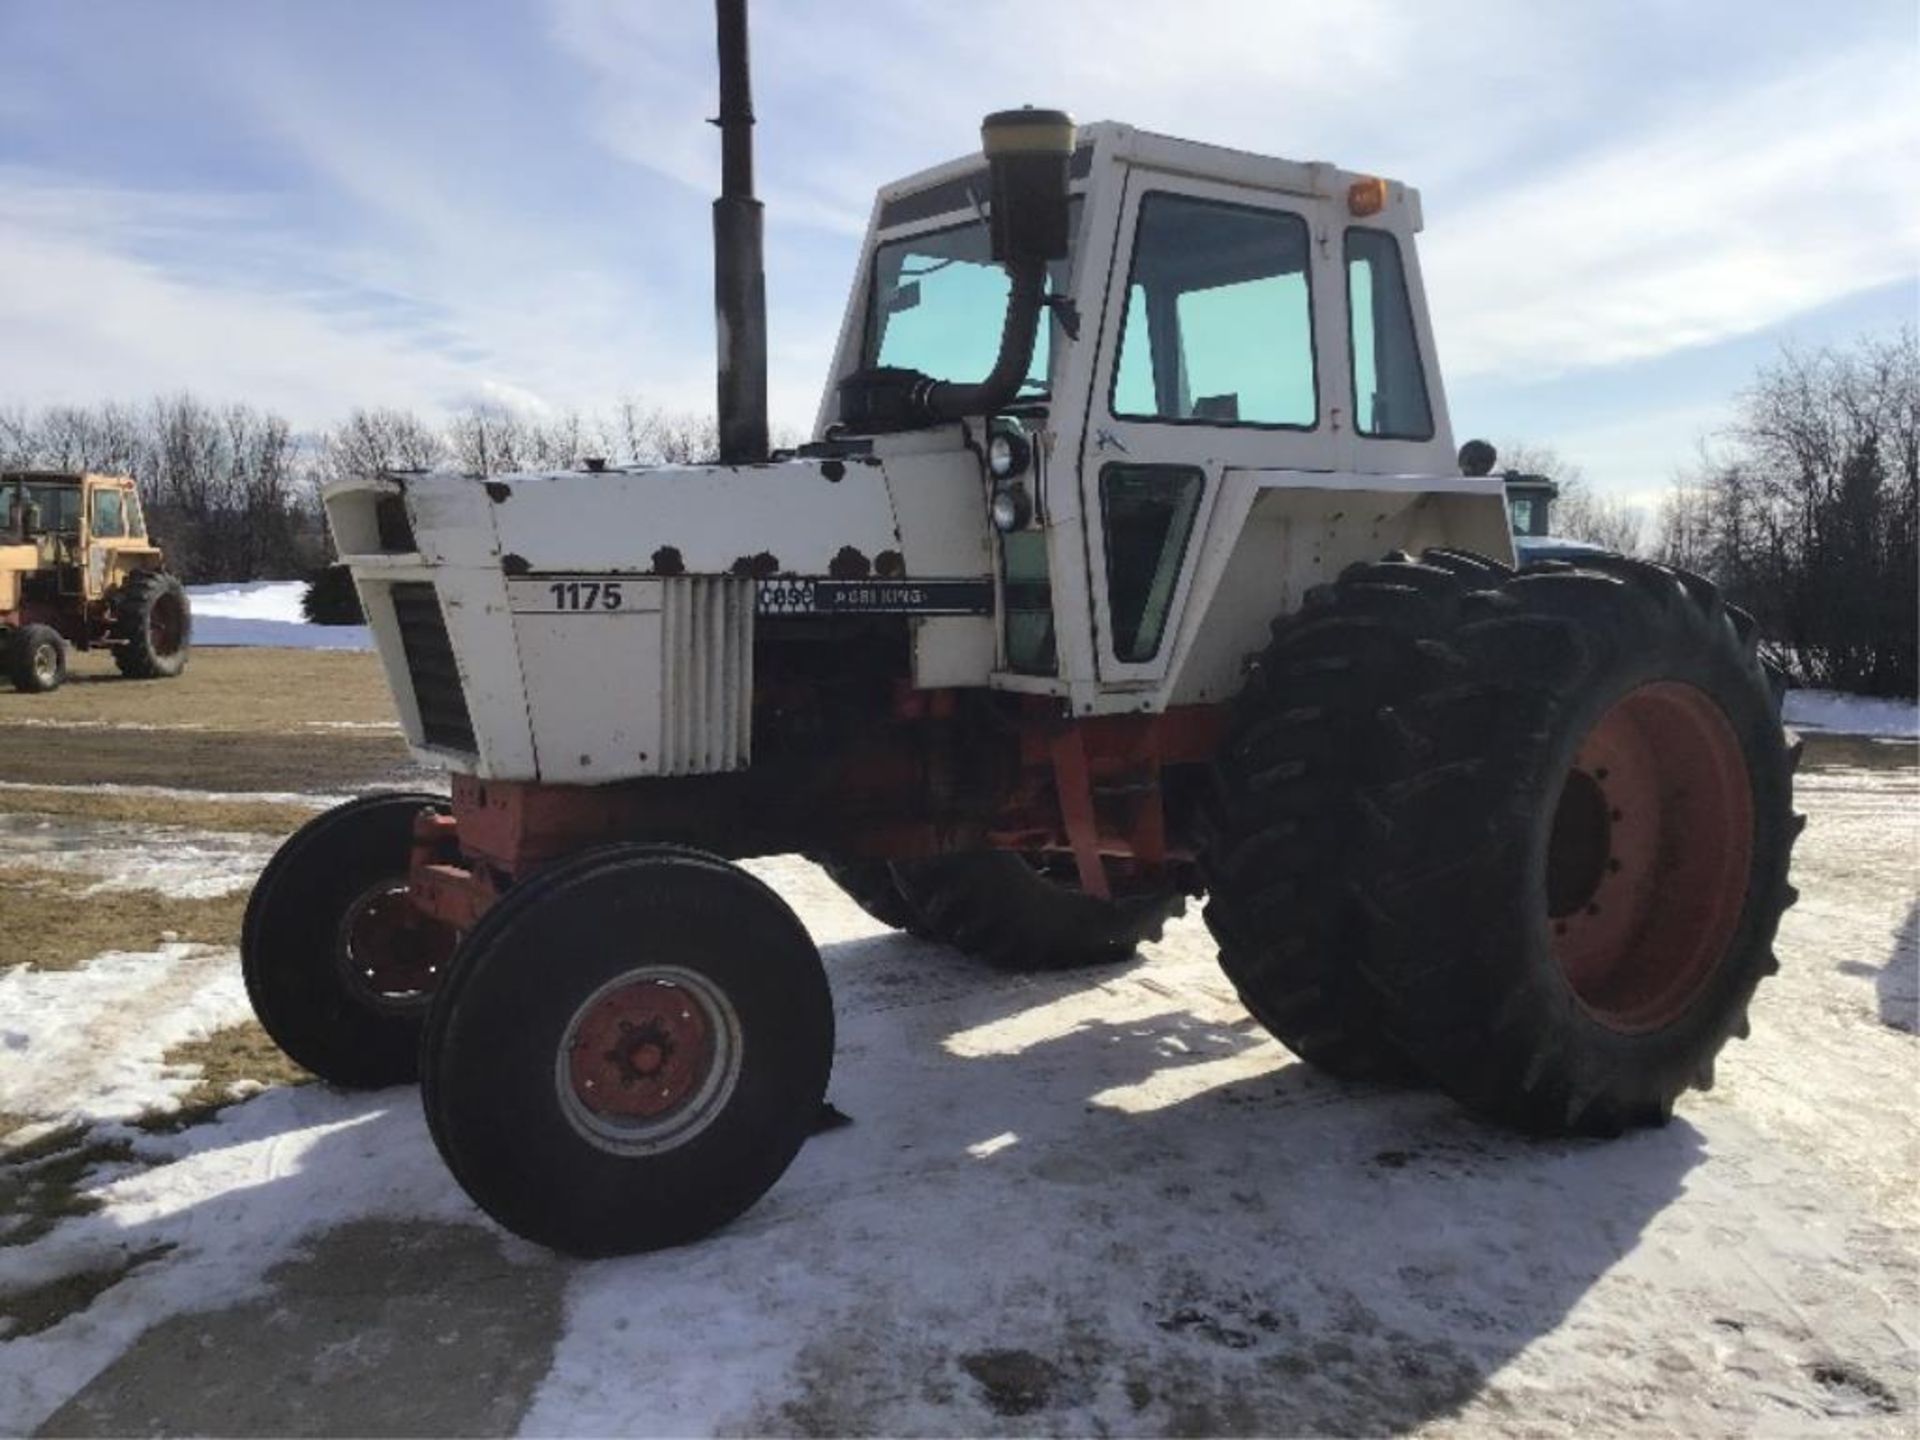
(1203, 551, 1800, 1133)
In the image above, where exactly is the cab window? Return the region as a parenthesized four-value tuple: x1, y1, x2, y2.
(1345, 228, 1433, 440)
(1101, 463, 1204, 661)
(90, 487, 127, 539)
(124, 486, 147, 539)
(1111, 194, 1316, 428)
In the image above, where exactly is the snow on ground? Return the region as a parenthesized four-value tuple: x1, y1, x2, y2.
(1786, 688, 1919, 740)
(185, 580, 370, 651)
(1, 760, 1916, 1434)
(0, 944, 251, 1128)
(0, 812, 280, 898)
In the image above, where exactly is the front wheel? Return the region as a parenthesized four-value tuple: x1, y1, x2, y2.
(420, 845, 834, 1257)
(7, 624, 68, 693)
(242, 792, 454, 1087)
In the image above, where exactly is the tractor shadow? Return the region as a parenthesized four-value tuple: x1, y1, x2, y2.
(7, 927, 1703, 1438)
(1837, 900, 1920, 1036)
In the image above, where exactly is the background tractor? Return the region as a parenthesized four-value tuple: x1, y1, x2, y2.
(243, 0, 1799, 1257)
(1, 470, 191, 693)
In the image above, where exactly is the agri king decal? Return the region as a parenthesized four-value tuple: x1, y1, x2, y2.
(757, 577, 993, 617)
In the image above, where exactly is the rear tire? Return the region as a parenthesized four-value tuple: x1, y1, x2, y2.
(242, 792, 453, 1088)
(113, 571, 191, 679)
(1200, 558, 1510, 1081)
(892, 852, 1186, 971)
(7, 624, 67, 693)
(813, 855, 935, 938)
(420, 844, 834, 1256)
(1344, 552, 1800, 1134)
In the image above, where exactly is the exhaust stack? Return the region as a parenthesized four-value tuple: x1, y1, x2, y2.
(713, 0, 768, 465)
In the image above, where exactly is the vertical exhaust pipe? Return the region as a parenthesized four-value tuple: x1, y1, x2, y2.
(713, 0, 769, 465)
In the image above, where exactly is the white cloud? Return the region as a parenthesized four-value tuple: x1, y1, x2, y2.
(1424, 47, 1920, 382)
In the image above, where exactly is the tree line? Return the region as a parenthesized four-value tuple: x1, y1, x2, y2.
(1652, 330, 1915, 697)
(4, 329, 1912, 696)
(0, 396, 723, 584)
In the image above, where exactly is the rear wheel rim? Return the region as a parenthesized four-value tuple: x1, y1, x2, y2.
(150, 592, 185, 656)
(1546, 680, 1753, 1033)
(31, 641, 57, 686)
(556, 967, 743, 1155)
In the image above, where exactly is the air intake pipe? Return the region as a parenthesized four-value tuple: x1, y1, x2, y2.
(839, 109, 1076, 432)
(915, 108, 1075, 424)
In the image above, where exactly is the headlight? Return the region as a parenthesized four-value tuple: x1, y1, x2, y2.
(990, 482, 1033, 532)
(987, 426, 1031, 480)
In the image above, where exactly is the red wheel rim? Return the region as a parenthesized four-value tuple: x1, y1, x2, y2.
(1546, 681, 1753, 1033)
(337, 881, 455, 1009)
(150, 593, 185, 656)
(557, 968, 742, 1154)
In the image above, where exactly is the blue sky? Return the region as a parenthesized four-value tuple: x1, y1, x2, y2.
(2, 0, 1915, 509)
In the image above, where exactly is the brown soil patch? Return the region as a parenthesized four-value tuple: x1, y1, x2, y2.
(0, 865, 246, 972)
(0, 726, 416, 792)
(0, 786, 321, 835)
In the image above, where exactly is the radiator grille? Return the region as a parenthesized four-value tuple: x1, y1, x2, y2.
(660, 577, 753, 774)
(389, 581, 475, 753)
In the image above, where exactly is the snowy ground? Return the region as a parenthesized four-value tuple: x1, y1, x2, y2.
(185, 580, 370, 651)
(0, 742, 1915, 1434)
(1784, 689, 1919, 741)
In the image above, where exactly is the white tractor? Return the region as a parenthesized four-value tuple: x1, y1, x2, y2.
(244, 1, 1799, 1256)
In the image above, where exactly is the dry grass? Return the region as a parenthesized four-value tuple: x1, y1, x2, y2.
(0, 646, 422, 794)
(0, 1127, 136, 1249)
(0, 646, 395, 730)
(0, 785, 323, 834)
(0, 865, 247, 972)
(139, 1022, 311, 1132)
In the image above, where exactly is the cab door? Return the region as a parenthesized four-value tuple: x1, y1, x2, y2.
(1076, 173, 1345, 689)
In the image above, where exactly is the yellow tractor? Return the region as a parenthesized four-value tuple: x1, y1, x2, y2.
(1, 471, 191, 693)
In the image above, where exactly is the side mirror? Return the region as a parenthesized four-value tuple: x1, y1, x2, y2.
(981, 108, 1075, 267)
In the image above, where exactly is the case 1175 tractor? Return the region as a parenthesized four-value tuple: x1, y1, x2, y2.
(242, 1, 1800, 1256)
(1, 471, 192, 693)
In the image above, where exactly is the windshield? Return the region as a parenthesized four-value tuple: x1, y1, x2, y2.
(863, 199, 1080, 396)
(5, 482, 82, 536)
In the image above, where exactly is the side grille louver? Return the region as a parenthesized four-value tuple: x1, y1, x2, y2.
(389, 581, 475, 753)
(660, 577, 753, 774)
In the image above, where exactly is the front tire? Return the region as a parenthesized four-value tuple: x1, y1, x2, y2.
(1347, 553, 1800, 1134)
(113, 570, 191, 679)
(242, 792, 454, 1087)
(420, 845, 834, 1257)
(8, 624, 67, 693)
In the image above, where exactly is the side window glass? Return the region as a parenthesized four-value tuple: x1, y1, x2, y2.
(1101, 464, 1203, 661)
(1000, 530, 1056, 675)
(124, 487, 147, 539)
(1111, 194, 1316, 427)
(1345, 228, 1433, 439)
(91, 488, 126, 539)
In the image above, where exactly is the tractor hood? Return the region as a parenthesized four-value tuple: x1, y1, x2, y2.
(326, 448, 989, 583)
(322, 440, 995, 783)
